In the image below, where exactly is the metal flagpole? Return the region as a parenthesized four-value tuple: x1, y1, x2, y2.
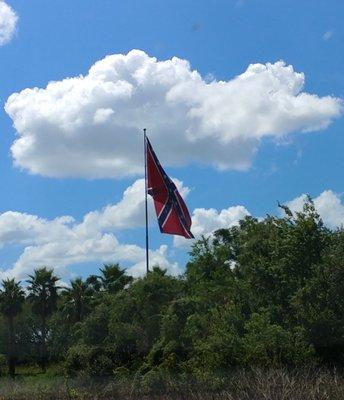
(143, 128, 149, 275)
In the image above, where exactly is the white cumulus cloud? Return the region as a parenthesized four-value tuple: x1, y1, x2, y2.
(2, 177, 344, 281)
(285, 190, 344, 229)
(5, 50, 342, 179)
(0, 179, 184, 281)
(0, 1, 18, 45)
(82, 177, 189, 232)
(174, 205, 250, 247)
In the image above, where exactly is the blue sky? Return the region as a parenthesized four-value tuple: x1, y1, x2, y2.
(0, 0, 343, 281)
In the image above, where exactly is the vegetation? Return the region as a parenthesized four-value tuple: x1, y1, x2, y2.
(0, 199, 344, 398)
(0, 279, 25, 377)
(0, 368, 343, 399)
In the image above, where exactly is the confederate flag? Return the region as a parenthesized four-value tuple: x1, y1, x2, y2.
(145, 136, 194, 239)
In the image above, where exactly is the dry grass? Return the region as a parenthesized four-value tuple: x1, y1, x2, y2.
(0, 367, 343, 400)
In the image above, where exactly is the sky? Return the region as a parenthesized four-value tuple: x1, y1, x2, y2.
(0, 0, 343, 282)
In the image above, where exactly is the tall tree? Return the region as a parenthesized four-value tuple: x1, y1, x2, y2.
(95, 264, 133, 294)
(61, 278, 93, 323)
(0, 279, 25, 377)
(27, 267, 59, 372)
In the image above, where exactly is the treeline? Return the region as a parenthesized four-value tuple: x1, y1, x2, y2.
(0, 198, 343, 380)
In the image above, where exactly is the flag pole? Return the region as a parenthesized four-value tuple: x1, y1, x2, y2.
(143, 128, 149, 275)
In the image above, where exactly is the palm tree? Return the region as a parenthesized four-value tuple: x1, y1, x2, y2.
(26, 267, 59, 373)
(85, 264, 133, 294)
(85, 274, 102, 292)
(98, 264, 133, 293)
(61, 278, 93, 323)
(0, 279, 25, 377)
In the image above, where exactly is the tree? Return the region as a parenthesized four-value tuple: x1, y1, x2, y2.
(0, 198, 343, 375)
(26, 267, 59, 372)
(99, 264, 133, 294)
(61, 278, 94, 323)
(0, 279, 25, 377)
(292, 228, 344, 365)
(85, 274, 102, 293)
(108, 267, 183, 360)
(85, 264, 133, 295)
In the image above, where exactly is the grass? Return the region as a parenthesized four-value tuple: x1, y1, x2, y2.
(0, 367, 344, 399)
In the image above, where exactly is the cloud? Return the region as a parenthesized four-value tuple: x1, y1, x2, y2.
(0, 1, 18, 45)
(2, 178, 343, 281)
(0, 179, 184, 280)
(174, 205, 250, 247)
(285, 190, 344, 229)
(82, 178, 189, 231)
(5, 50, 342, 179)
(176, 189, 344, 249)
(323, 30, 334, 41)
(0, 175, 249, 279)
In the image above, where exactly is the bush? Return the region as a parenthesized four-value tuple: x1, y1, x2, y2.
(0, 353, 6, 375)
(242, 312, 316, 366)
(65, 345, 114, 376)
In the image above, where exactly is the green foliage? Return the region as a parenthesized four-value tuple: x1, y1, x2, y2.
(0, 279, 25, 319)
(26, 267, 60, 372)
(0, 198, 344, 379)
(60, 278, 94, 323)
(99, 264, 133, 293)
(292, 229, 344, 364)
(0, 278, 25, 376)
(0, 353, 6, 375)
(241, 312, 315, 366)
(26, 267, 59, 319)
(86, 264, 133, 295)
(65, 344, 115, 376)
(77, 302, 110, 346)
(107, 267, 183, 357)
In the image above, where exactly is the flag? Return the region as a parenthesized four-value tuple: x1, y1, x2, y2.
(145, 136, 194, 239)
